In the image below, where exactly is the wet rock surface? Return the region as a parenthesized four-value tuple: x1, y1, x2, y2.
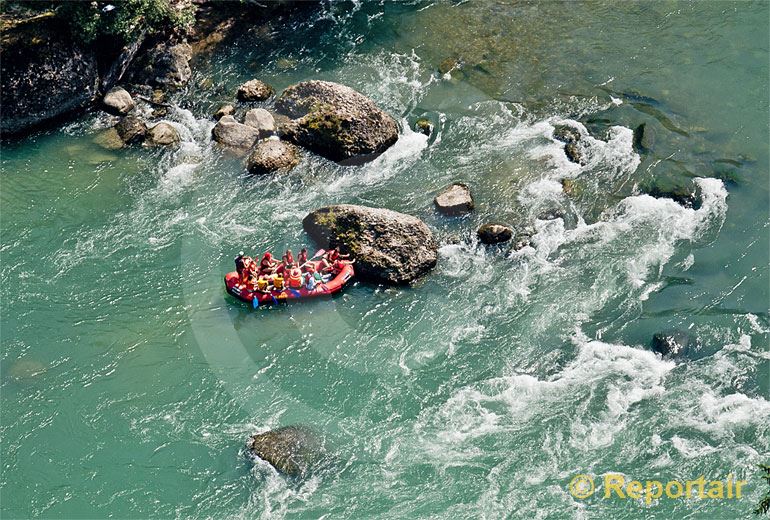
(275, 80, 399, 163)
(246, 139, 299, 175)
(211, 115, 260, 149)
(434, 183, 474, 215)
(477, 223, 513, 244)
(102, 87, 135, 116)
(246, 425, 324, 477)
(237, 79, 274, 101)
(303, 204, 438, 284)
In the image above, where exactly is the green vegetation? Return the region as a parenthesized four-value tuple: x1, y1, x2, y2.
(0, 0, 195, 44)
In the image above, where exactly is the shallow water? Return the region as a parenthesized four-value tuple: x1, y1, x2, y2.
(1, 1, 768, 518)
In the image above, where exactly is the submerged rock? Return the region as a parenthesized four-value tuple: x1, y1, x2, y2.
(553, 124, 581, 144)
(211, 115, 260, 149)
(651, 329, 693, 357)
(146, 122, 180, 146)
(115, 115, 147, 145)
(93, 127, 125, 150)
(633, 123, 655, 152)
(415, 118, 433, 136)
(102, 87, 135, 116)
(553, 124, 586, 165)
(246, 425, 323, 477)
(1, 18, 98, 135)
(246, 139, 299, 175)
(130, 42, 192, 89)
(213, 104, 235, 120)
(244, 108, 276, 136)
(237, 79, 274, 101)
(275, 80, 399, 163)
(303, 204, 438, 284)
(477, 223, 513, 244)
(434, 183, 474, 215)
(643, 182, 700, 209)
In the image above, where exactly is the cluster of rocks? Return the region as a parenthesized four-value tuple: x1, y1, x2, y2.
(96, 87, 180, 148)
(210, 78, 401, 176)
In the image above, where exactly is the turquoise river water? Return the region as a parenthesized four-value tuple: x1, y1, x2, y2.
(1, 1, 769, 518)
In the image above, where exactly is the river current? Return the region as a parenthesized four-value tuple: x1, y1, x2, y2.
(1, 2, 768, 518)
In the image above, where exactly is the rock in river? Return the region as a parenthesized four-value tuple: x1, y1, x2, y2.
(146, 122, 180, 146)
(102, 87, 135, 116)
(211, 115, 260, 149)
(275, 80, 399, 163)
(434, 183, 474, 215)
(246, 138, 299, 175)
(244, 108, 276, 137)
(303, 204, 438, 284)
(213, 104, 235, 120)
(246, 425, 324, 477)
(651, 329, 693, 357)
(477, 223, 513, 244)
(237, 79, 274, 101)
(115, 115, 147, 145)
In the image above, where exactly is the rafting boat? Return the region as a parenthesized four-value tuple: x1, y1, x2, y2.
(224, 260, 354, 307)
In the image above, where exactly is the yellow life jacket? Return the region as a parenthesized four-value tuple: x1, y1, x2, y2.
(273, 276, 284, 290)
(256, 278, 268, 290)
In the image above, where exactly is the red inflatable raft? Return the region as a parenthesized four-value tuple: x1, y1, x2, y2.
(224, 261, 354, 307)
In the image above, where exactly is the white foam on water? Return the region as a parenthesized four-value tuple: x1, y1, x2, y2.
(415, 336, 674, 450)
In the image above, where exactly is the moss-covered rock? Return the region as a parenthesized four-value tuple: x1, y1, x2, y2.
(303, 204, 438, 284)
(275, 81, 399, 163)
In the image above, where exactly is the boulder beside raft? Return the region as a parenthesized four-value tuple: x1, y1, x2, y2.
(303, 204, 438, 284)
(246, 425, 323, 477)
(477, 223, 513, 244)
(237, 79, 274, 101)
(275, 80, 399, 163)
(212, 115, 260, 149)
(102, 87, 135, 116)
(246, 138, 299, 175)
(434, 183, 474, 215)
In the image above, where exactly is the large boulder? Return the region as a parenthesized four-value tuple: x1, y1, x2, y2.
(434, 183, 474, 215)
(236, 79, 274, 101)
(211, 115, 260, 149)
(0, 18, 98, 135)
(303, 204, 438, 284)
(477, 223, 513, 244)
(129, 42, 192, 89)
(246, 139, 299, 175)
(102, 87, 135, 116)
(244, 108, 276, 137)
(275, 80, 399, 163)
(246, 425, 324, 477)
(146, 122, 180, 146)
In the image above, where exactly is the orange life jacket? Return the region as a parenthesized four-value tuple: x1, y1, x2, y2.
(288, 269, 303, 288)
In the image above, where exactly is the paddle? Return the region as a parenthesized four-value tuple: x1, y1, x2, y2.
(310, 248, 326, 260)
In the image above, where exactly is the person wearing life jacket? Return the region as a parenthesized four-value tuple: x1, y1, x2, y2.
(235, 251, 245, 277)
(327, 257, 355, 275)
(255, 275, 270, 293)
(272, 273, 285, 291)
(240, 256, 253, 284)
(260, 252, 278, 275)
(287, 265, 303, 289)
(304, 264, 325, 290)
(297, 248, 308, 269)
